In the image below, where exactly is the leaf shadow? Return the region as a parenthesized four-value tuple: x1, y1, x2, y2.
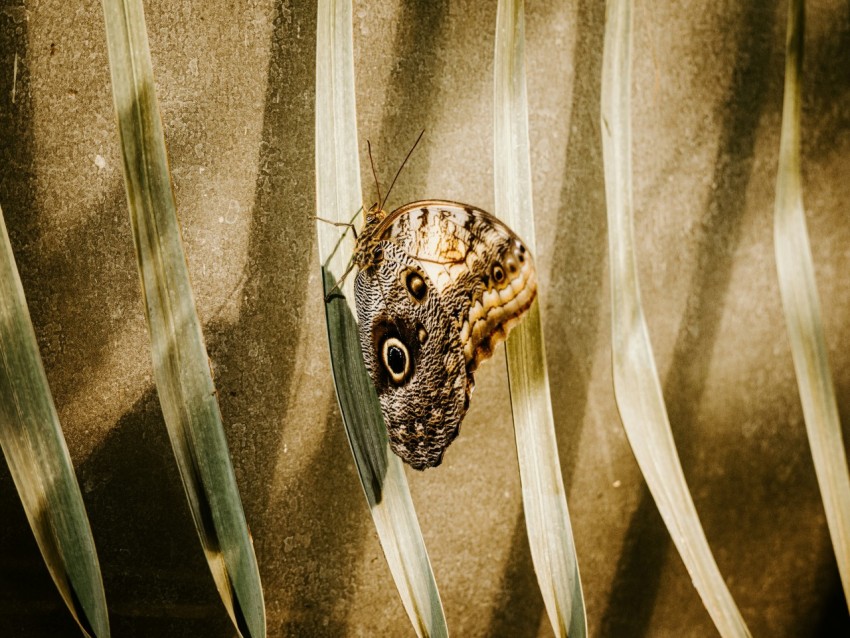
(370, 0, 449, 203)
(79, 388, 233, 637)
(0, 467, 81, 637)
(205, 0, 372, 634)
(0, 7, 117, 637)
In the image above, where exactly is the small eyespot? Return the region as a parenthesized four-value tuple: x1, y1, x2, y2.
(405, 271, 428, 301)
(492, 264, 505, 283)
(505, 257, 518, 274)
(372, 245, 384, 261)
(381, 337, 410, 384)
(515, 241, 527, 262)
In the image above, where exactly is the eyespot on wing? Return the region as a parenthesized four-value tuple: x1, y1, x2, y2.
(354, 241, 470, 469)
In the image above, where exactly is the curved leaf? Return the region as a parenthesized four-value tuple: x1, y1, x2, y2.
(101, 1, 266, 635)
(493, 1, 587, 636)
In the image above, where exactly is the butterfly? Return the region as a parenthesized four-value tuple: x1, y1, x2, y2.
(326, 132, 537, 470)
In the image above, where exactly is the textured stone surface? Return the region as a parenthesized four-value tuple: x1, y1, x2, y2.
(0, 0, 848, 636)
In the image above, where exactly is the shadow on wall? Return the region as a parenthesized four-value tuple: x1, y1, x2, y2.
(80, 389, 233, 638)
(371, 0, 448, 202)
(0, 8, 170, 636)
(0, 11, 233, 636)
(806, 1, 850, 160)
(1, 0, 367, 636)
(205, 0, 371, 635)
(73, 0, 369, 634)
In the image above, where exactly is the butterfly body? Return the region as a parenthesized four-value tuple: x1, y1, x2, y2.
(353, 201, 537, 470)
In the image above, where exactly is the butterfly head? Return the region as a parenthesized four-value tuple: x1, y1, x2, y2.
(363, 202, 388, 228)
(353, 205, 387, 273)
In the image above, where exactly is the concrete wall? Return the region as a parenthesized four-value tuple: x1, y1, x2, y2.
(0, 0, 848, 635)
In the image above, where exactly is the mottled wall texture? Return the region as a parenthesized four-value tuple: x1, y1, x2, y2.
(1, 0, 849, 636)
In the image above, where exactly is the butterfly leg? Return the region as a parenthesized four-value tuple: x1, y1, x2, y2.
(317, 206, 364, 270)
(316, 207, 369, 302)
(314, 216, 359, 241)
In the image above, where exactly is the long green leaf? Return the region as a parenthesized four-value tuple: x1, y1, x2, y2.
(774, 0, 850, 603)
(315, 0, 447, 636)
(493, 1, 586, 636)
(101, 2, 265, 636)
(600, 1, 751, 635)
(0, 205, 110, 637)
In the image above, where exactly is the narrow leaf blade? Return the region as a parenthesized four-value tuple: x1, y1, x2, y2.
(0, 205, 110, 637)
(774, 0, 850, 603)
(315, 0, 447, 635)
(100, 1, 266, 636)
(493, 1, 587, 636)
(600, 1, 751, 635)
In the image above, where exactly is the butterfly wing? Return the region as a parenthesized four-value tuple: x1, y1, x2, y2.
(377, 201, 537, 373)
(354, 201, 537, 469)
(354, 241, 469, 470)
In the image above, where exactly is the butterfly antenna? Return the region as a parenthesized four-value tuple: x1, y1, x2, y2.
(367, 140, 382, 210)
(381, 129, 425, 210)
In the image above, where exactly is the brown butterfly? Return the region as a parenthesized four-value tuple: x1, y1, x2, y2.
(349, 134, 537, 469)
